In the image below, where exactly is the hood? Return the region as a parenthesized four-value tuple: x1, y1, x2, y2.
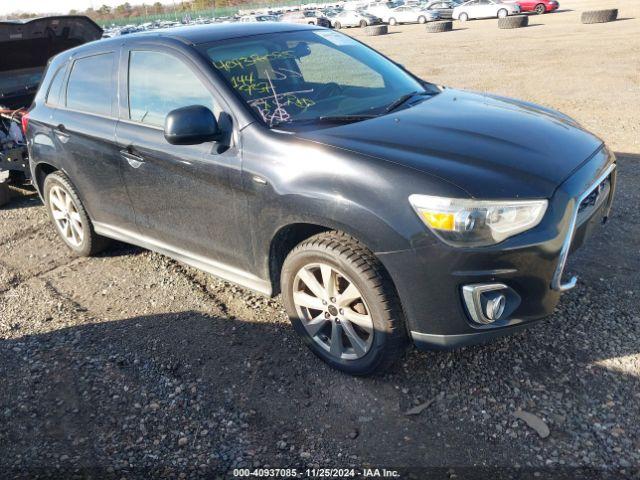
(295, 89, 603, 199)
(0, 16, 102, 107)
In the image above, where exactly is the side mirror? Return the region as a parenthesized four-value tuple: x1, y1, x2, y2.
(164, 105, 221, 146)
(293, 42, 312, 59)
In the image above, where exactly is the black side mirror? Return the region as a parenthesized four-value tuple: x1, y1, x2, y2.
(293, 42, 312, 59)
(164, 105, 221, 146)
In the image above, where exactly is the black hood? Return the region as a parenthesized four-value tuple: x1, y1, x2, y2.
(296, 89, 603, 199)
(0, 16, 102, 108)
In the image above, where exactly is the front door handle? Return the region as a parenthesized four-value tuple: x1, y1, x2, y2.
(120, 149, 145, 168)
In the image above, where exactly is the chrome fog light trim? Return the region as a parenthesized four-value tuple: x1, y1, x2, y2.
(462, 283, 510, 325)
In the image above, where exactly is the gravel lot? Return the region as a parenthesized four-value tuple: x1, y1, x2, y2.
(1, 0, 639, 477)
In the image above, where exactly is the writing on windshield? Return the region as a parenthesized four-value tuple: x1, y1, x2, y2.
(205, 30, 424, 128)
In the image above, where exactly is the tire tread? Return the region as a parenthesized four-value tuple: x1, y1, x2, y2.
(580, 9, 618, 24)
(286, 231, 408, 375)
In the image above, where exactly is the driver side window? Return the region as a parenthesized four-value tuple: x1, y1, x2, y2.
(128, 50, 215, 128)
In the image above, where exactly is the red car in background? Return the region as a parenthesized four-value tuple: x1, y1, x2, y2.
(515, 0, 559, 14)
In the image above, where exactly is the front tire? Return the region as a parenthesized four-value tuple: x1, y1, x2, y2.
(388, 17, 397, 25)
(44, 172, 109, 256)
(359, 19, 368, 27)
(418, 15, 427, 24)
(281, 231, 408, 375)
(333, 21, 341, 29)
(458, 12, 469, 21)
(497, 8, 508, 18)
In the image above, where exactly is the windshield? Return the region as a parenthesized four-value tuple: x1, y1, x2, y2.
(200, 30, 430, 127)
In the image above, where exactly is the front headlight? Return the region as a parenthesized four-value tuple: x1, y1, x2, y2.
(408, 194, 548, 247)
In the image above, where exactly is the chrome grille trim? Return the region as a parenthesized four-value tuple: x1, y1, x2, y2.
(550, 163, 616, 292)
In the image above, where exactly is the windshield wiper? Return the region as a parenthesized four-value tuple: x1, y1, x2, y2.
(316, 114, 378, 123)
(384, 90, 434, 113)
(272, 115, 377, 128)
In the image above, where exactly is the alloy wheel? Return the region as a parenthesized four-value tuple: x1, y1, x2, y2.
(49, 185, 84, 247)
(292, 262, 374, 360)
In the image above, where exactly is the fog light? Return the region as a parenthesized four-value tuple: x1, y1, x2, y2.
(482, 291, 506, 321)
(462, 283, 520, 325)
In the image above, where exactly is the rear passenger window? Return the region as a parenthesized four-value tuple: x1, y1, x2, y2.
(128, 51, 215, 127)
(66, 53, 114, 116)
(46, 64, 67, 106)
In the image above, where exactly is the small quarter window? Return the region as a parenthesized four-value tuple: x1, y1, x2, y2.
(46, 64, 67, 106)
(66, 53, 115, 116)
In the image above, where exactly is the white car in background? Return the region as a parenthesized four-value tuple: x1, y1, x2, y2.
(384, 6, 440, 24)
(331, 10, 383, 28)
(453, 0, 520, 20)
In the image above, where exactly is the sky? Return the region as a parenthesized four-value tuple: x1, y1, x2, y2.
(0, 0, 174, 15)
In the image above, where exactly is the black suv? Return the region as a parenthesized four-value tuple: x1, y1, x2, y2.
(26, 23, 616, 375)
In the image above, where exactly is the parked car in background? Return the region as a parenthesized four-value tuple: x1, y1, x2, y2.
(281, 11, 332, 27)
(363, 1, 400, 20)
(422, 1, 459, 19)
(239, 14, 279, 22)
(26, 23, 616, 375)
(453, 0, 520, 20)
(384, 6, 439, 24)
(331, 10, 383, 28)
(512, 0, 559, 14)
(302, 10, 333, 25)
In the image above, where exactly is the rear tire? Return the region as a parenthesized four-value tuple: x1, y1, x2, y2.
(333, 21, 341, 29)
(359, 19, 368, 27)
(43, 172, 110, 256)
(281, 231, 408, 376)
(534, 3, 546, 14)
(418, 15, 427, 24)
(497, 8, 508, 18)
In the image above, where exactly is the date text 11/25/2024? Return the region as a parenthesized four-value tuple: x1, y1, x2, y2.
(232, 467, 401, 477)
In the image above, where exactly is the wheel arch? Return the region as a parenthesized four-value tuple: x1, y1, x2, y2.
(33, 161, 59, 197)
(267, 216, 401, 296)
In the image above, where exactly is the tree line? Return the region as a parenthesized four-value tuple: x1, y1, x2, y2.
(1, 0, 268, 21)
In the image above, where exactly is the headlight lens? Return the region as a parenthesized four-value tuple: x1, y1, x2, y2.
(408, 194, 548, 247)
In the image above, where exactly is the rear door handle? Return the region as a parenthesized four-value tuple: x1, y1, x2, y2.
(120, 149, 145, 168)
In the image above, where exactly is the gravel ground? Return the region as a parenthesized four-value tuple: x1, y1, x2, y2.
(1, 1, 639, 478)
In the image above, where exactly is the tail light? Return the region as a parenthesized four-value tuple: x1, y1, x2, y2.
(21, 112, 30, 135)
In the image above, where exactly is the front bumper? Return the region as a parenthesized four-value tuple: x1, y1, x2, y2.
(378, 147, 617, 350)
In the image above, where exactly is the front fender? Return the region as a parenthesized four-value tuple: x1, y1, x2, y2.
(240, 124, 468, 281)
